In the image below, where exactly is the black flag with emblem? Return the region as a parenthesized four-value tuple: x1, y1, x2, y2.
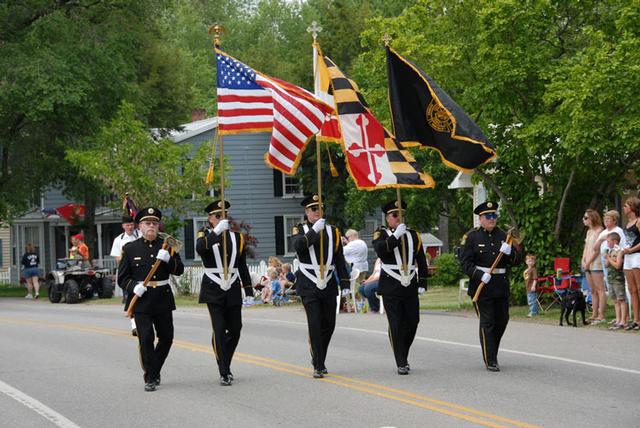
(386, 46, 496, 172)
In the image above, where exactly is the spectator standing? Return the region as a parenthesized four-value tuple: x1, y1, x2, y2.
(581, 209, 606, 324)
(21, 244, 40, 299)
(523, 254, 539, 317)
(604, 232, 627, 330)
(110, 214, 141, 336)
(622, 197, 640, 330)
(593, 210, 626, 299)
(358, 258, 381, 313)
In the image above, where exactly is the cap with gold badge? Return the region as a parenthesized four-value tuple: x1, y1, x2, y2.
(300, 194, 323, 209)
(134, 207, 161, 223)
(473, 201, 498, 216)
(381, 200, 407, 215)
(204, 200, 231, 215)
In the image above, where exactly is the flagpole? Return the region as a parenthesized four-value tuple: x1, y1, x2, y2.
(308, 21, 325, 281)
(383, 33, 408, 276)
(210, 24, 229, 280)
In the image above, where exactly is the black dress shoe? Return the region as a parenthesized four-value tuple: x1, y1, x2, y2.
(313, 370, 324, 379)
(131, 328, 138, 337)
(228, 372, 234, 381)
(486, 364, 500, 372)
(154, 375, 161, 386)
(144, 382, 157, 392)
(220, 375, 232, 386)
(405, 363, 411, 372)
(397, 366, 409, 375)
(320, 367, 328, 375)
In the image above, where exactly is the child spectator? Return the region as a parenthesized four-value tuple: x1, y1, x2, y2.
(280, 263, 296, 296)
(261, 267, 282, 304)
(605, 232, 627, 330)
(523, 254, 539, 317)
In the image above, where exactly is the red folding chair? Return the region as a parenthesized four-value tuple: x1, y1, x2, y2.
(536, 258, 580, 311)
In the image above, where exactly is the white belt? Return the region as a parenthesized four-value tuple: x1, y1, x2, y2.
(204, 267, 239, 291)
(476, 267, 506, 274)
(381, 263, 416, 287)
(137, 280, 169, 288)
(299, 262, 335, 290)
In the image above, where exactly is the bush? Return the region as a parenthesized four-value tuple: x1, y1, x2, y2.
(509, 266, 527, 305)
(430, 253, 463, 287)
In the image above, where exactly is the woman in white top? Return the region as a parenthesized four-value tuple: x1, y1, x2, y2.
(582, 209, 605, 323)
(622, 197, 640, 329)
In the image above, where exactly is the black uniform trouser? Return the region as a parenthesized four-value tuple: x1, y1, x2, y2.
(206, 303, 242, 376)
(301, 293, 337, 371)
(383, 294, 420, 368)
(473, 297, 509, 367)
(134, 311, 174, 383)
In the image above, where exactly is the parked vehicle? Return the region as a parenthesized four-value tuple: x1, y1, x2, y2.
(46, 259, 114, 304)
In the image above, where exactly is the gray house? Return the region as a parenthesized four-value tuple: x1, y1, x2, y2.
(9, 117, 383, 282)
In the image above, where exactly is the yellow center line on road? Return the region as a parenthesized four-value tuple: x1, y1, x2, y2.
(1, 317, 539, 428)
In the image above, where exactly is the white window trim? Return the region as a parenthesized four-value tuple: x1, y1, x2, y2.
(283, 214, 305, 256)
(281, 175, 304, 199)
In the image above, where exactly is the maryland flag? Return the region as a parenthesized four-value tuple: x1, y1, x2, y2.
(314, 43, 434, 190)
(386, 47, 496, 172)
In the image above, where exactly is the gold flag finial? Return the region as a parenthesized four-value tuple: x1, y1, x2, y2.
(306, 21, 322, 42)
(382, 33, 393, 46)
(209, 24, 225, 47)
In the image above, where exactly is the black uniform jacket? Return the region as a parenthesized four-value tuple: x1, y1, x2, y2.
(459, 226, 523, 299)
(292, 221, 349, 298)
(118, 237, 184, 314)
(372, 226, 428, 298)
(196, 229, 253, 305)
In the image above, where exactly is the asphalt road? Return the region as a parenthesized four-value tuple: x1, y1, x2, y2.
(1, 298, 639, 428)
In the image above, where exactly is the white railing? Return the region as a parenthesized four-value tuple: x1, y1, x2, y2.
(0, 268, 11, 284)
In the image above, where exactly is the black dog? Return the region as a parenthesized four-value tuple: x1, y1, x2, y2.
(559, 289, 589, 327)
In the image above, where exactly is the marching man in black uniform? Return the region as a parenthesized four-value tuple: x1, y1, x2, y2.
(292, 194, 349, 378)
(372, 201, 428, 375)
(459, 201, 523, 372)
(196, 200, 254, 386)
(118, 207, 184, 391)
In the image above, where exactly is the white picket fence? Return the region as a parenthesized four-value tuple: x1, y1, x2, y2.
(103, 259, 274, 297)
(0, 268, 11, 284)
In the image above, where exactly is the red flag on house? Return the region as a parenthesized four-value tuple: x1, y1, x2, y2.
(56, 203, 85, 225)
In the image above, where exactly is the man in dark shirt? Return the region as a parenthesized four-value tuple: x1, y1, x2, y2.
(196, 200, 253, 386)
(118, 207, 184, 391)
(459, 201, 523, 372)
(372, 200, 428, 375)
(291, 194, 349, 378)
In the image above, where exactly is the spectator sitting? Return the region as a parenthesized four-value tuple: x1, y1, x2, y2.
(358, 258, 381, 313)
(268, 256, 283, 275)
(262, 267, 284, 304)
(280, 263, 297, 296)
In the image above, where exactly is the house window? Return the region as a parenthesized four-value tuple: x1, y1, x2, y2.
(282, 176, 303, 198)
(284, 215, 305, 255)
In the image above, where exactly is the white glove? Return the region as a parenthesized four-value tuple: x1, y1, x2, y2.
(133, 283, 146, 297)
(418, 287, 425, 295)
(341, 288, 350, 297)
(312, 218, 326, 233)
(393, 223, 407, 239)
(481, 272, 491, 284)
(213, 219, 230, 235)
(156, 249, 170, 263)
(499, 242, 512, 255)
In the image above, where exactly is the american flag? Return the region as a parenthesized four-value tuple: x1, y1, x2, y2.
(216, 48, 335, 174)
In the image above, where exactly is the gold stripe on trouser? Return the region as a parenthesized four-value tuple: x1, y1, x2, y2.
(137, 342, 146, 378)
(388, 325, 395, 354)
(473, 302, 488, 366)
(302, 305, 315, 363)
(207, 311, 220, 363)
